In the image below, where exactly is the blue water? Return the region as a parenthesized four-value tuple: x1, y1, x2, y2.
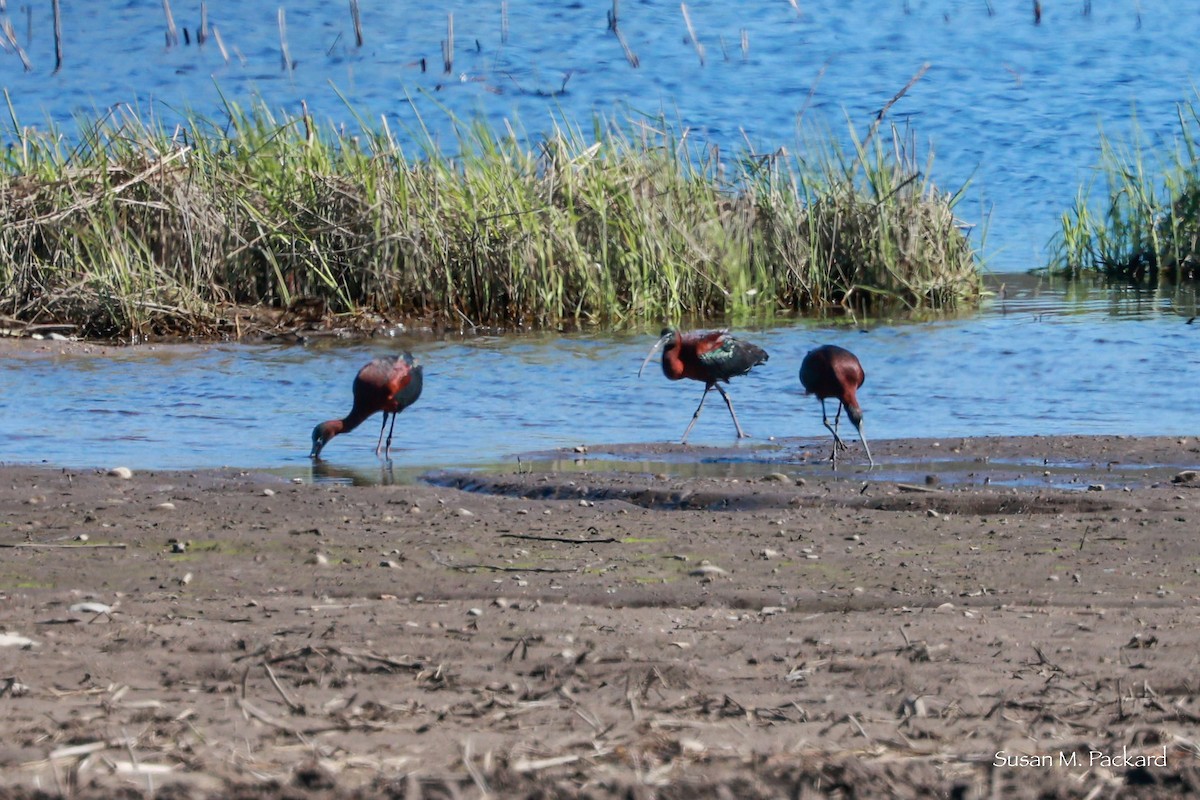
(2, 1, 1198, 270)
(1, 279, 1196, 474)
(4, 3, 1199, 475)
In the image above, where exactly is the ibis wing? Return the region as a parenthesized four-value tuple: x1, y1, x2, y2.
(696, 335, 767, 379)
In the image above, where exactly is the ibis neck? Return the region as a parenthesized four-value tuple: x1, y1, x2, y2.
(340, 407, 374, 434)
(662, 339, 685, 380)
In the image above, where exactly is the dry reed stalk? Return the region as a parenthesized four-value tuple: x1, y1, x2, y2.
(51, 0, 62, 72)
(864, 62, 928, 148)
(212, 25, 229, 63)
(608, 0, 618, 31)
(614, 26, 638, 68)
(680, 4, 704, 66)
(161, 0, 178, 47)
(2, 19, 31, 70)
(198, 1, 208, 44)
(500, 0, 508, 44)
(349, 0, 362, 47)
(787, 0, 800, 16)
(442, 12, 454, 74)
(277, 7, 292, 72)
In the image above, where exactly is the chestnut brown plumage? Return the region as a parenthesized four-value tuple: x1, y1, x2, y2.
(639, 328, 768, 443)
(799, 344, 873, 469)
(310, 353, 423, 460)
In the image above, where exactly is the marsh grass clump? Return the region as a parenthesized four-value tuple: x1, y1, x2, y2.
(1053, 104, 1200, 283)
(0, 95, 982, 340)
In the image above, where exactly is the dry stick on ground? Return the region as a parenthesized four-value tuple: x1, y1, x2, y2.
(262, 662, 305, 715)
(0, 542, 127, 549)
(498, 533, 619, 544)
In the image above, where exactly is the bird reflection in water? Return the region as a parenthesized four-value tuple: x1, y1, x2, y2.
(309, 459, 401, 487)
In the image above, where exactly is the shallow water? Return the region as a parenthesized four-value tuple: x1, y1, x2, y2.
(2, 1, 1198, 270)
(2, 277, 1196, 477)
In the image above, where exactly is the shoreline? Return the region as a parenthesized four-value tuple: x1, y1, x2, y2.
(2, 436, 1200, 797)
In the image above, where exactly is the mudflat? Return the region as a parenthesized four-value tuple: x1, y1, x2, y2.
(2, 434, 1200, 799)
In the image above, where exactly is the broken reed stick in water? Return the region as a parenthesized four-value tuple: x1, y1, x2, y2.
(51, 0, 62, 72)
(864, 61, 929, 147)
(680, 4, 704, 66)
(212, 24, 229, 63)
(2, 19, 32, 71)
(161, 0, 179, 47)
(278, 7, 292, 72)
(614, 25, 638, 68)
(442, 12, 454, 74)
(500, 0, 508, 44)
(349, 0, 362, 47)
(198, 1, 208, 45)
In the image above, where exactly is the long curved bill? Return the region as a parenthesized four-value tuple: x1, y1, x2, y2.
(637, 332, 673, 378)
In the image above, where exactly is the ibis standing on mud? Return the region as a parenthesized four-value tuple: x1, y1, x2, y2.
(639, 328, 769, 443)
(310, 353, 424, 460)
(799, 344, 873, 469)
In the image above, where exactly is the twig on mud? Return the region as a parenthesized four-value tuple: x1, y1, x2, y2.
(896, 483, 941, 494)
(462, 738, 491, 796)
(432, 552, 579, 573)
(327, 646, 424, 672)
(848, 714, 872, 741)
(262, 661, 305, 715)
(499, 533, 619, 544)
(0, 542, 127, 549)
(48, 739, 135, 761)
(511, 751, 608, 774)
(237, 697, 306, 739)
(1031, 643, 1063, 673)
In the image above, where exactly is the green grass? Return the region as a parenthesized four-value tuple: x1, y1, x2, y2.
(0, 92, 984, 339)
(1051, 101, 1200, 285)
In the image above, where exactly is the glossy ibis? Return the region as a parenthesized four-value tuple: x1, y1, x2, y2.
(799, 344, 873, 469)
(310, 353, 424, 460)
(639, 328, 768, 443)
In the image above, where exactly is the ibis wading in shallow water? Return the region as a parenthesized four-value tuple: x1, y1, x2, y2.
(799, 344, 873, 469)
(310, 353, 424, 460)
(639, 328, 769, 443)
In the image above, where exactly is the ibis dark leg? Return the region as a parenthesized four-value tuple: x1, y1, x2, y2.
(821, 399, 850, 451)
(854, 419, 875, 468)
(374, 413, 390, 457)
(713, 383, 749, 439)
(384, 412, 399, 460)
(821, 399, 850, 470)
(681, 385, 713, 444)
